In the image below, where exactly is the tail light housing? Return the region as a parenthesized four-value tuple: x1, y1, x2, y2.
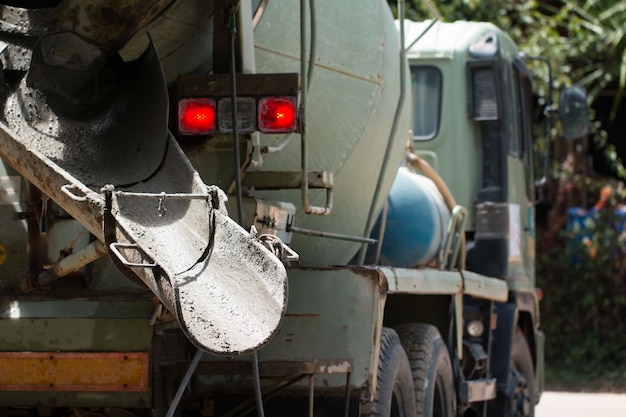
(258, 96, 297, 133)
(177, 73, 300, 137)
(178, 98, 216, 135)
(217, 97, 256, 134)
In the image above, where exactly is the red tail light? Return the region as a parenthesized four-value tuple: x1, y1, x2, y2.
(178, 98, 216, 135)
(258, 96, 297, 133)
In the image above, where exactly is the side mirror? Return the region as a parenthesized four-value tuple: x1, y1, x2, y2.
(559, 86, 588, 140)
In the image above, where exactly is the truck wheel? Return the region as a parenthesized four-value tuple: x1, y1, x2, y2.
(508, 329, 535, 417)
(372, 327, 418, 417)
(395, 323, 456, 417)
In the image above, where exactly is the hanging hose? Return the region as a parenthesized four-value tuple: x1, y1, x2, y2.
(405, 139, 466, 270)
(229, 3, 245, 226)
(165, 348, 203, 417)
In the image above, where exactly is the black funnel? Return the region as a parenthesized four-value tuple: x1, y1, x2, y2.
(26, 32, 168, 187)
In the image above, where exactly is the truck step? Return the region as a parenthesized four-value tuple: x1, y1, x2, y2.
(459, 378, 497, 403)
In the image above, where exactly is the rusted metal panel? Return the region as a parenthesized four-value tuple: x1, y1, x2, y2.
(0, 352, 149, 392)
(0, 298, 154, 407)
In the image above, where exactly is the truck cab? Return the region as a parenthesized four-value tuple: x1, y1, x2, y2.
(402, 18, 556, 414)
(405, 19, 537, 285)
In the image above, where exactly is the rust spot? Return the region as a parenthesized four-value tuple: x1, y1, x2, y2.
(372, 327, 380, 347)
(375, 268, 389, 293)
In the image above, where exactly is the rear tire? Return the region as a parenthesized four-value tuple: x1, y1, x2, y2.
(395, 323, 456, 417)
(372, 327, 418, 417)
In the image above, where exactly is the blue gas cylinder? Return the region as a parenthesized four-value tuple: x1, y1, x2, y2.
(368, 167, 450, 267)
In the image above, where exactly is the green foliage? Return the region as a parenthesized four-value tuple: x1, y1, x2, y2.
(537, 190, 626, 380)
(389, 0, 626, 179)
(548, 1, 626, 122)
(390, 0, 626, 105)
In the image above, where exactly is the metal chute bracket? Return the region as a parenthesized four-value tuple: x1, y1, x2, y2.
(108, 242, 157, 269)
(103, 186, 217, 278)
(250, 225, 300, 263)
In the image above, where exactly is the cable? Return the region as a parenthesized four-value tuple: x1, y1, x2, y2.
(166, 348, 204, 417)
(228, 3, 245, 226)
(228, 4, 266, 417)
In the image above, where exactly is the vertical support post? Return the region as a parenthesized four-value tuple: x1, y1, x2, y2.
(213, 0, 240, 73)
(308, 374, 315, 417)
(455, 292, 464, 361)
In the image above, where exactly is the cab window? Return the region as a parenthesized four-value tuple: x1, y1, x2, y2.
(411, 65, 442, 140)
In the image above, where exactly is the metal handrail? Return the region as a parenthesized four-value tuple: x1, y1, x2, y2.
(440, 205, 468, 270)
(299, 0, 332, 215)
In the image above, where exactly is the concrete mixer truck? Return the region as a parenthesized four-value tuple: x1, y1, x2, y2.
(0, 1, 588, 417)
